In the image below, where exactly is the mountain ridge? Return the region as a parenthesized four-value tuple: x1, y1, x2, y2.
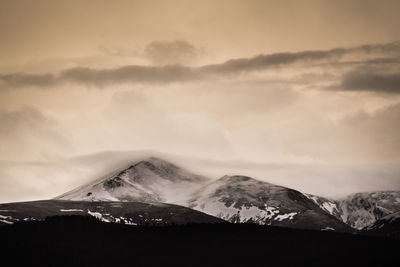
(187, 174, 351, 231)
(55, 157, 210, 204)
(4, 157, 399, 232)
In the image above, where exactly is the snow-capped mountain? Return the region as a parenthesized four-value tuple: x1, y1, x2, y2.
(304, 191, 400, 229)
(55, 157, 209, 204)
(55, 158, 351, 231)
(338, 191, 400, 229)
(187, 175, 351, 231)
(50, 157, 400, 232)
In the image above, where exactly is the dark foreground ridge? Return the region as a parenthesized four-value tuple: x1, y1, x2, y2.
(0, 200, 225, 225)
(1, 216, 399, 267)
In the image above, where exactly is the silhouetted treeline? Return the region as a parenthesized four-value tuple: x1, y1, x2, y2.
(1, 216, 399, 267)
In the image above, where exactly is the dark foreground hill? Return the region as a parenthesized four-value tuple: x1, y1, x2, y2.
(0, 200, 224, 225)
(0, 216, 398, 267)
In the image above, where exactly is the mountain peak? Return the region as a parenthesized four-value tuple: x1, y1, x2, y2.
(131, 157, 179, 172)
(218, 175, 270, 185)
(56, 156, 209, 203)
(220, 175, 252, 182)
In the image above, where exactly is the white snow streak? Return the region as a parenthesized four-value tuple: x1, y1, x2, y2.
(321, 227, 335, 231)
(60, 209, 84, 212)
(275, 212, 297, 221)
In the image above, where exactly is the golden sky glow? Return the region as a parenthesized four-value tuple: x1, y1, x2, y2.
(1, 0, 400, 202)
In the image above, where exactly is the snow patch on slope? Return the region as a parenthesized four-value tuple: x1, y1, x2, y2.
(275, 212, 297, 221)
(190, 195, 301, 224)
(60, 209, 84, 212)
(304, 194, 340, 217)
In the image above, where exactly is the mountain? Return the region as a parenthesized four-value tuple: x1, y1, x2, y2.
(187, 175, 351, 231)
(337, 191, 400, 229)
(364, 211, 400, 238)
(55, 157, 209, 204)
(0, 200, 224, 226)
(50, 157, 400, 232)
(304, 194, 343, 218)
(304, 191, 400, 230)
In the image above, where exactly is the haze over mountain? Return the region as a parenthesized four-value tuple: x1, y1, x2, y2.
(2, 150, 400, 204)
(1, 157, 397, 233)
(56, 157, 209, 204)
(1, 1, 400, 206)
(1, 1, 400, 266)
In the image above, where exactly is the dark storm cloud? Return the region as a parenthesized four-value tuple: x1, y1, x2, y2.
(0, 41, 399, 88)
(340, 70, 400, 94)
(200, 41, 400, 73)
(318, 57, 400, 67)
(0, 73, 57, 88)
(0, 65, 200, 88)
(61, 65, 200, 86)
(353, 41, 400, 55)
(145, 40, 203, 65)
(201, 50, 344, 73)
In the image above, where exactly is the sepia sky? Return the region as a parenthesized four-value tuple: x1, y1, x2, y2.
(1, 0, 400, 202)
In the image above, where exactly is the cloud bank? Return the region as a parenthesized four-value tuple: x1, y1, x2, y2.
(1, 41, 399, 94)
(145, 40, 204, 65)
(341, 70, 400, 94)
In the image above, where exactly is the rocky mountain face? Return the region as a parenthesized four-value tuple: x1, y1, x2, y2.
(2, 157, 399, 233)
(338, 191, 400, 229)
(187, 175, 351, 231)
(307, 191, 400, 229)
(304, 194, 343, 219)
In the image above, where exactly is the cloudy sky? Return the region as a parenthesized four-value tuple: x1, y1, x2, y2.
(1, 0, 400, 202)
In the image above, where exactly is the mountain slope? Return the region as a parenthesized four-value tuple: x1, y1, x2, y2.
(51, 157, 399, 231)
(364, 211, 400, 238)
(304, 194, 343, 218)
(338, 191, 400, 229)
(55, 157, 209, 204)
(0, 200, 224, 226)
(187, 175, 352, 231)
(303, 191, 400, 230)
